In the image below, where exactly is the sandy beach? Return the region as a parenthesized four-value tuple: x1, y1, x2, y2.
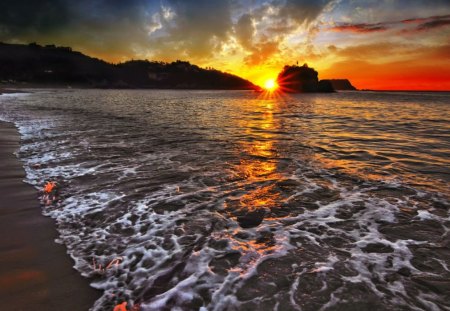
(0, 121, 99, 310)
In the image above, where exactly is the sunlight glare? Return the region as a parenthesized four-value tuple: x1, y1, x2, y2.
(264, 79, 278, 91)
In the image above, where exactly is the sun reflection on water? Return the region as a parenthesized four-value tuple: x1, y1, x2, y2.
(227, 98, 283, 216)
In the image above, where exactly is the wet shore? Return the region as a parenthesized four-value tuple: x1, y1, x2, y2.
(0, 121, 99, 310)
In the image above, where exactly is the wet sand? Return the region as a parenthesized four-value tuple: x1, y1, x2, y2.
(0, 121, 99, 310)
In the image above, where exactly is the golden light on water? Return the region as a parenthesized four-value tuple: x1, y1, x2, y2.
(230, 99, 281, 212)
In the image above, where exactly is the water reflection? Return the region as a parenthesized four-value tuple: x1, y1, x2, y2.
(306, 96, 450, 193)
(226, 98, 282, 224)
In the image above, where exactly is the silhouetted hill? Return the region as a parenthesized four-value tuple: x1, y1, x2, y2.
(0, 42, 257, 90)
(324, 79, 357, 90)
(276, 64, 334, 93)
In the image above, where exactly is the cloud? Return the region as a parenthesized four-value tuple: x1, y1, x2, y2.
(233, 0, 335, 65)
(328, 14, 450, 34)
(0, 0, 448, 90)
(244, 40, 280, 66)
(401, 14, 450, 23)
(0, 0, 154, 60)
(147, 0, 234, 60)
(0, 0, 341, 65)
(143, 0, 233, 62)
(0, 0, 69, 37)
(235, 13, 254, 50)
(330, 42, 433, 62)
(399, 14, 450, 32)
(416, 18, 450, 30)
(279, 0, 334, 25)
(330, 23, 388, 33)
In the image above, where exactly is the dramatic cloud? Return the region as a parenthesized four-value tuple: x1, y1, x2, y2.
(235, 13, 254, 50)
(401, 14, 450, 23)
(0, 0, 153, 60)
(330, 23, 388, 33)
(0, 0, 449, 89)
(244, 40, 280, 66)
(0, 0, 69, 37)
(233, 0, 334, 65)
(279, 0, 334, 25)
(329, 14, 450, 33)
(149, 0, 233, 59)
(416, 18, 450, 30)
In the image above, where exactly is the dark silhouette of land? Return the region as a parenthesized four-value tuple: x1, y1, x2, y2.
(326, 79, 357, 90)
(0, 42, 257, 90)
(277, 64, 334, 93)
(276, 64, 356, 93)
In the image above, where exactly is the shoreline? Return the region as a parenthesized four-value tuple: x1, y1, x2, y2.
(3, 85, 450, 93)
(0, 121, 100, 310)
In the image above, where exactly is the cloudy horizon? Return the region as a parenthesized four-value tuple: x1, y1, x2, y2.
(1, 0, 449, 89)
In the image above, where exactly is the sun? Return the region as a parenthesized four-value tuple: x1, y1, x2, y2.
(264, 79, 278, 91)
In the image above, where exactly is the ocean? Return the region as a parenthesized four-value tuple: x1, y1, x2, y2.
(1, 89, 449, 310)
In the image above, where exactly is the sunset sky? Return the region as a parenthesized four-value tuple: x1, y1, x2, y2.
(1, 0, 449, 90)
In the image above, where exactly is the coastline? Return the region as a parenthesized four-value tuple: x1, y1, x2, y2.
(0, 121, 99, 310)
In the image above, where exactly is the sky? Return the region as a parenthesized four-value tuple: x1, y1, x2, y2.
(1, 0, 450, 90)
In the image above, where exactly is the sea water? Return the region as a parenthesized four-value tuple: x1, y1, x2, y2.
(1, 89, 449, 310)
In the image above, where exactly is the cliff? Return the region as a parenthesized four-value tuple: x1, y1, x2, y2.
(0, 42, 257, 90)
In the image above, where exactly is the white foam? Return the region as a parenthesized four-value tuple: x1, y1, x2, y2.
(2, 89, 449, 311)
(415, 210, 435, 220)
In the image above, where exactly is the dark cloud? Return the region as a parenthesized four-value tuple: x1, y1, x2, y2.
(1, 0, 448, 69)
(0, 0, 153, 59)
(0, 0, 69, 38)
(149, 0, 233, 59)
(0, 0, 151, 37)
(329, 15, 450, 33)
(327, 44, 337, 52)
(401, 14, 450, 23)
(329, 14, 450, 34)
(279, 0, 334, 25)
(416, 17, 450, 30)
(0, 0, 340, 63)
(235, 13, 254, 50)
(330, 23, 388, 33)
(400, 14, 450, 33)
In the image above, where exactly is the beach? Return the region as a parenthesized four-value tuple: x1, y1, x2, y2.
(0, 121, 99, 310)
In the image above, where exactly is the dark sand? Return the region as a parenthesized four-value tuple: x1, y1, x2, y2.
(0, 121, 100, 310)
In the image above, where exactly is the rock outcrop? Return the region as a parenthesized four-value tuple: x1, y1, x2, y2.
(324, 79, 357, 90)
(276, 64, 334, 93)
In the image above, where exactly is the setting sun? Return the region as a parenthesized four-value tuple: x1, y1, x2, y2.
(264, 79, 278, 91)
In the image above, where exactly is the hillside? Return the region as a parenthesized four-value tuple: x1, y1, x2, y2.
(0, 42, 257, 90)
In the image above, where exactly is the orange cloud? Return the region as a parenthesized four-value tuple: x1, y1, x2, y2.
(244, 41, 280, 66)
